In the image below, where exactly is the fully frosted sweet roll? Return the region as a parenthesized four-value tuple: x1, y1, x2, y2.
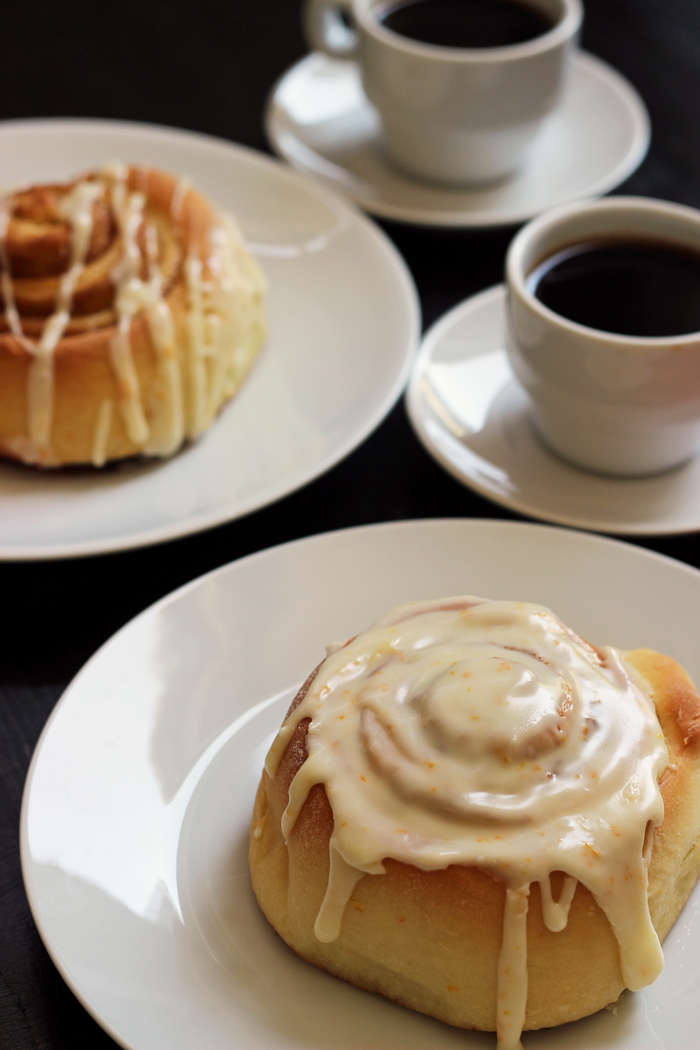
(0, 165, 265, 466)
(250, 598, 700, 1049)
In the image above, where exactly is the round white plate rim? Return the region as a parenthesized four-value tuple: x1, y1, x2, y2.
(265, 50, 651, 228)
(20, 516, 700, 1050)
(0, 117, 420, 561)
(406, 285, 700, 536)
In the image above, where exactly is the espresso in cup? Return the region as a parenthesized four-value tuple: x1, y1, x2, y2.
(378, 0, 556, 49)
(528, 238, 700, 338)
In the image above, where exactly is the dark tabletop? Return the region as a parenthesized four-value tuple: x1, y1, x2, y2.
(2, 1, 700, 1046)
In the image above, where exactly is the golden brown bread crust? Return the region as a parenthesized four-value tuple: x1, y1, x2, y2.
(249, 648, 700, 1032)
(0, 166, 265, 466)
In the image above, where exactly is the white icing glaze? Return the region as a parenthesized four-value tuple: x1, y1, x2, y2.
(91, 399, 113, 468)
(538, 872, 577, 932)
(265, 597, 668, 1050)
(12, 181, 103, 457)
(170, 176, 192, 222)
(109, 185, 150, 446)
(498, 885, 529, 1048)
(0, 165, 265, 466)
(184, 252, 209, 437)
(0, 199, 34, 354)
(142, 222, 184, 457)
(30, 181, 103, 451)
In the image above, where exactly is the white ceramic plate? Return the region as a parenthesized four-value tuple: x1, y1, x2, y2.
(265, 52, 650, 228)
(406, 285, 700, 535)
(0, 119, 420, 560)
(21, 518, 700, 1050)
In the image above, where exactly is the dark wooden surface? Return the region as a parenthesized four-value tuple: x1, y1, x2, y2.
(2, 1, 700, 1046)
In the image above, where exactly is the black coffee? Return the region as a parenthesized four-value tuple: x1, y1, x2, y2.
(378, 0, 555, 49)
(528, 239, 700, 338)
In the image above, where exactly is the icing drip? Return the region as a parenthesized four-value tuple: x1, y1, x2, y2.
(142, 222, 183, 456)
(109, 184, 150, 446)
(170, 177, 192, 222)
(266, 598, 669, 1049)
(173, 179, 209, 438)
(184, 253, 209, 436)
(2, 181, 103, 459)
(315, 847, 366, 943)
(91, 399, 113, 468)
(498, 886, 530, 1050)
(538, 873, 577, 933)
(31, 181, 103, 452)
(206, 214, 265, 410)
(0, 200, 34, 353)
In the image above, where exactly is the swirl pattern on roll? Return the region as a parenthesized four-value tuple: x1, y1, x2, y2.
(266, 597, 668, 1050)
(0, 164, 265, 466)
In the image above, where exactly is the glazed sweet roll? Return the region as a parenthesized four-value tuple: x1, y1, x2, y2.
(0, 165, 266, 466)
(249, 597, 700, 1050)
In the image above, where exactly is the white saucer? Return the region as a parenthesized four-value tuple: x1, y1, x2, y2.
(265, 51, 650, 228)
(0, 119, 419, 560)
(21, 518, 700, 1050)
(406, 286, 700, 535)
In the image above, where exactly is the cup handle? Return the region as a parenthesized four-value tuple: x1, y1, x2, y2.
(303, 0, 359, 59)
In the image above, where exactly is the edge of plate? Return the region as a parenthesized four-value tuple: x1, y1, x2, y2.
(406, 286, 700, 537)
(265, 51, 651, 229)
(0, 118, 421, 561)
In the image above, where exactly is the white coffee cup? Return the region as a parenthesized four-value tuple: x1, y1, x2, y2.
(303, 0, 582, 185)
(506, 196, 700, 477)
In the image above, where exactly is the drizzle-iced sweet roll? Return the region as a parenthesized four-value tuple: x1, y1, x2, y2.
(0, 165, 265, 467)
(250, 598, 700, 1050)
